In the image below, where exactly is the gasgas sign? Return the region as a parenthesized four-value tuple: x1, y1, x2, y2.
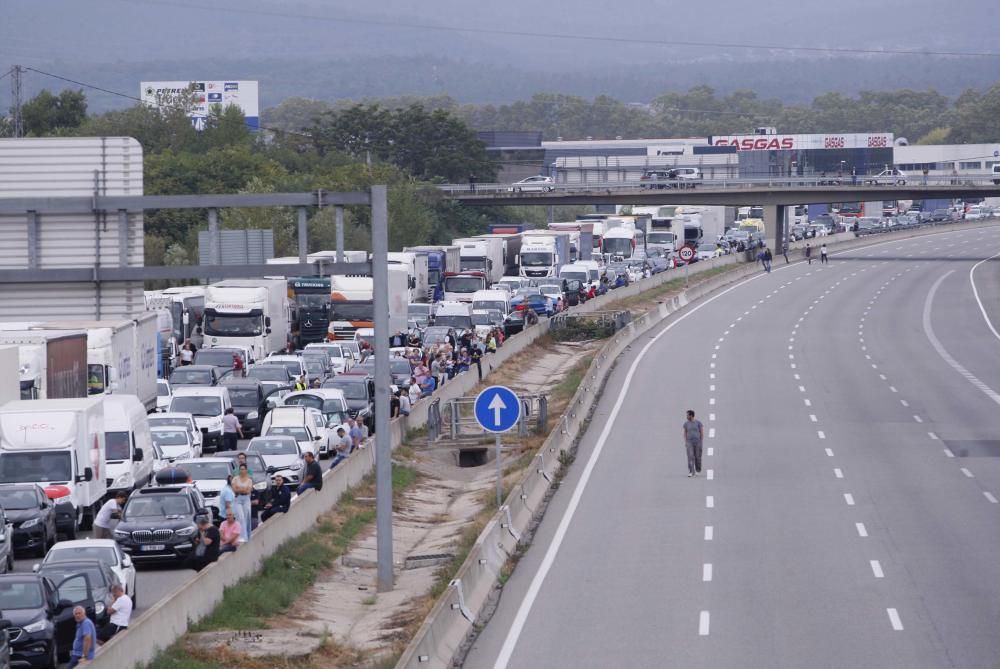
(711, 133, 893, 151)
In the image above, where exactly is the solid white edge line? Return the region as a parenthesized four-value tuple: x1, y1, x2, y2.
(887, 608, 904, 631)
(490, 266, 780, 669)
(969, 249, 1000, 343)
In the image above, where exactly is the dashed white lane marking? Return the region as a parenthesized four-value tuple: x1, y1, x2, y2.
(706, 469, 715, 480)
(913, 415, 924, 423)
(985, 492, 999, 504)
(798, 385, 806, 392)
(704, 526, 713, 541)
(699, 611, 711, 636)
(712, 354, 717, 359)
(961, 468, 974, 478)
(856, 522, 868, 537)
(793, 373, 800, 380)
(889, 386, 898, 393)
(879, 373, 887, 381)
(710, 363, 716, 369)
(900, 399, 909, 407)
(709, 398, 716, 405)
(871, 560, 885, 578)
(791, 363, 797, 369)
(708, 428, 716, 439)
(943, 448, 955, 458)
(789, 354, 795, 360)
(709, 413, 716, 421)
(804, 399, 811, 406)
(844, 493, 855, 505)
(707, 447, 714, 457)
(887, 608, 904, 631)
(825, 448, 834, 457)
(809, 414, 818, 422)
(834, 468, 843, 478)
(872, 364, 878, 369)
(706, 496, 715, 509)
(703, 564, 713, 582)
(817, 431, 826, 439)
(927, 432, 939, 440)
(709, 384, 715, 392)
(710, 373, 716, 380)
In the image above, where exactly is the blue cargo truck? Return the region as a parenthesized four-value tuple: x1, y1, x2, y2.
(402, 245, 462, 302)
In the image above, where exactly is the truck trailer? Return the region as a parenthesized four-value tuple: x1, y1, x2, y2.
(0, 330, 88, 401)
(402, 246, 461, 302)
(203, 279, 290, 360)
(327, 266, 409, 340)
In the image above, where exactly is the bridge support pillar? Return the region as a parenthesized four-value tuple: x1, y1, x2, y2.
(763, 204, 786, 254)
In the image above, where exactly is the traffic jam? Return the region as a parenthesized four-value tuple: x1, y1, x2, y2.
(0, 212, 711, 667)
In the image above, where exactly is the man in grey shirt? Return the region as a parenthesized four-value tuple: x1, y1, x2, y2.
(683, 409, 704, 477)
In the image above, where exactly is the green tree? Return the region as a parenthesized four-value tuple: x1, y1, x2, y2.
(950, 83, 1000, 143)
(20, 89, 87, 136)
(79, 103, 200, 154)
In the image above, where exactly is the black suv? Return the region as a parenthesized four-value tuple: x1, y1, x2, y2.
(220, 377, 268, 436)
(322, 373, 375, 432)
(0, 485, 56, 558)
(0, 572, 98, 668)
(113, 486, 207, 565)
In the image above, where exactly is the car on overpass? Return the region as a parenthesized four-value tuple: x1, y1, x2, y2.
(508, 176, 554, 193)
(865, 168, 907, 186)
(640, 168, 702, 189)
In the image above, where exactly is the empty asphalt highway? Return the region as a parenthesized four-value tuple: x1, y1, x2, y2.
(465, 223, 1000, 669)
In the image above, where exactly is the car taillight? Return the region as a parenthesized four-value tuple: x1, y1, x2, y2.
(44, 485, 72, 500)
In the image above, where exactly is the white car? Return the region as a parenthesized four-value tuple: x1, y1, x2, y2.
(262, 405, 332, 458)
(696, 246, 724, 260)
(155, 379, 172, 412)
(866, 169, 907, 185)
(171, 458, 237, 521)
(509, 176, 554, 193)
(38, 538, 136, 600)
(246, 436, 304, 484)
(150, 427, 197, 471)
(304, 343, 353, 374)
(148, 412, 204, 456)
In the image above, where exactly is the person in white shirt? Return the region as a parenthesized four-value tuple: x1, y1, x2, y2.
(98, 583, 132, 643)
(408, 378, 420, 406)
(92, 491, 128, 540)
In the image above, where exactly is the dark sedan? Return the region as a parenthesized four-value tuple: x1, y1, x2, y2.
(36, 560, 118, 627)
(0, 573, 97, 667)
(168, 364, 220, 387)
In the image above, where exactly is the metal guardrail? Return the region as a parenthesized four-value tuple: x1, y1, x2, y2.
(441, 394, 548, 440)
(436, 175, 1000, 195)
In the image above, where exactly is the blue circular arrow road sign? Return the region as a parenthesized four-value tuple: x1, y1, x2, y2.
(474, 385, 521, 433)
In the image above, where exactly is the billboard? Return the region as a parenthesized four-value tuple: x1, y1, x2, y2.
(140, 80, 260, 130)
(710, 133, 893, 151)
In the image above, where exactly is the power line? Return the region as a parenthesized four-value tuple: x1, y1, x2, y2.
(0, 68, 13, 83)
(118, 0, 1000, 59)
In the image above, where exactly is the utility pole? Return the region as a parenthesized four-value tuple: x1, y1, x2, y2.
(371, 185, 393, 592)
(11, 65, 24, 138)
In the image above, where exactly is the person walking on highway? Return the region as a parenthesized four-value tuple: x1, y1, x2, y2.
(683, 410, 704, 477)
(222, 407, 243, 452)
(782, 242, 790, 264)
(67, 606, 96, 668)
(763, 247, 773, 273)
(820, 243, 829, 264)
(231, 463, 253, 543)
(805, 243, 813, 264)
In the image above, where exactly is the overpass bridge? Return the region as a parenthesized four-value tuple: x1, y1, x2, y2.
(438, 175, 1000, 252)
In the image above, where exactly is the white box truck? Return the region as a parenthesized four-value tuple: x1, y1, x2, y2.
(0, 397, 108, 538)
(387, 252, 430, 304)
(202, 279, 290, 360)
(0, 330, 89, 400)
(453, 237, 506, 284)
(32, 314, 160, 412)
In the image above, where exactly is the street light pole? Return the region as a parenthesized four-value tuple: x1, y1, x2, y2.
(371, 185, 393, 593)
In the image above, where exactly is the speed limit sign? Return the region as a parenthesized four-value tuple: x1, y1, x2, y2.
(678, 246, 695, 262)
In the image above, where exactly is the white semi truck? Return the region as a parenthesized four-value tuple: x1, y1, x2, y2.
(327, 266, 410, 340)
(0, 397, 108, 538)
(32, 314, 160, 412)
(202, 279, 290, 360)
(453, 237, 506, 284)
(519, 231, 572, 278)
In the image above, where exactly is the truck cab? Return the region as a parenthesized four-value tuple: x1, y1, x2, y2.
(287, 277, 332, 349)
(442, 272, 487, 303)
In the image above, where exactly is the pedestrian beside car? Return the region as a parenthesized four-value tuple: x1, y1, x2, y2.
(398, 387, 411, 416)
(188, 514, 220, 571)
(179, 341, 194, 366)
(470, 346, 483, 380)
(820, 243, 829, 264)
(347, 417, 364, 450)
(260, 475, 291, 521)
(805, 243, 813, 264)
(219, 510, 242, 553)
(683, 409, 704, 477)
(67, 606, 97, 668)
(97, 582, 131, 644)
(763, 247, 773, 273)
(231, 463, 254, 543)
(222, 407, 243, 452)
(408, 377, 421, 406)
(232, 353, 244, 377)
(219, 475, 236, 520)
(93, 490, 128, 540)
(297, 451, 323, 495)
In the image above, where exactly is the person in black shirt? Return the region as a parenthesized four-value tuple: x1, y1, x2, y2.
(297, 451, 323, 494)
(260, 475, 291, 522)
(188, 515, 220, 571)
(471, 346, 483, 380)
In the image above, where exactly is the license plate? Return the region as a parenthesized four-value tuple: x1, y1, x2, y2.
(140, 544, 165, 551)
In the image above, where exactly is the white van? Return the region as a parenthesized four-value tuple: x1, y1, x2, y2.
(559, 262, 596, 288)
(103, 395, 156, 495)
(433, 301, 473, 331)
(169, 386, 232, 453)
(471, 290, 512, 318)
(260, 405, 330, 457)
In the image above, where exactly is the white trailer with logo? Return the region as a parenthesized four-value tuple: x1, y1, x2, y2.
(387, 252, 430, 304)
(202, 279, 289, 360)
(0, 397, 108, 538)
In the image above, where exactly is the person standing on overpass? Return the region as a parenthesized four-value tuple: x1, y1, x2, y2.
(683, 410, 704, 477)
(820, 243, 829, 264)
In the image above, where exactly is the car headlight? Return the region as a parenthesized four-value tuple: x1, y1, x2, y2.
(113, 529, 129, 540)
(253, 481, 267, 491)
(19, 518, 40, 529)
(247, 411, 259, 420)
(176, 525, 197, 538)
(95, 601, 106, 616)
(23, 619, 47, 634)
(113, 473, 133, 488)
